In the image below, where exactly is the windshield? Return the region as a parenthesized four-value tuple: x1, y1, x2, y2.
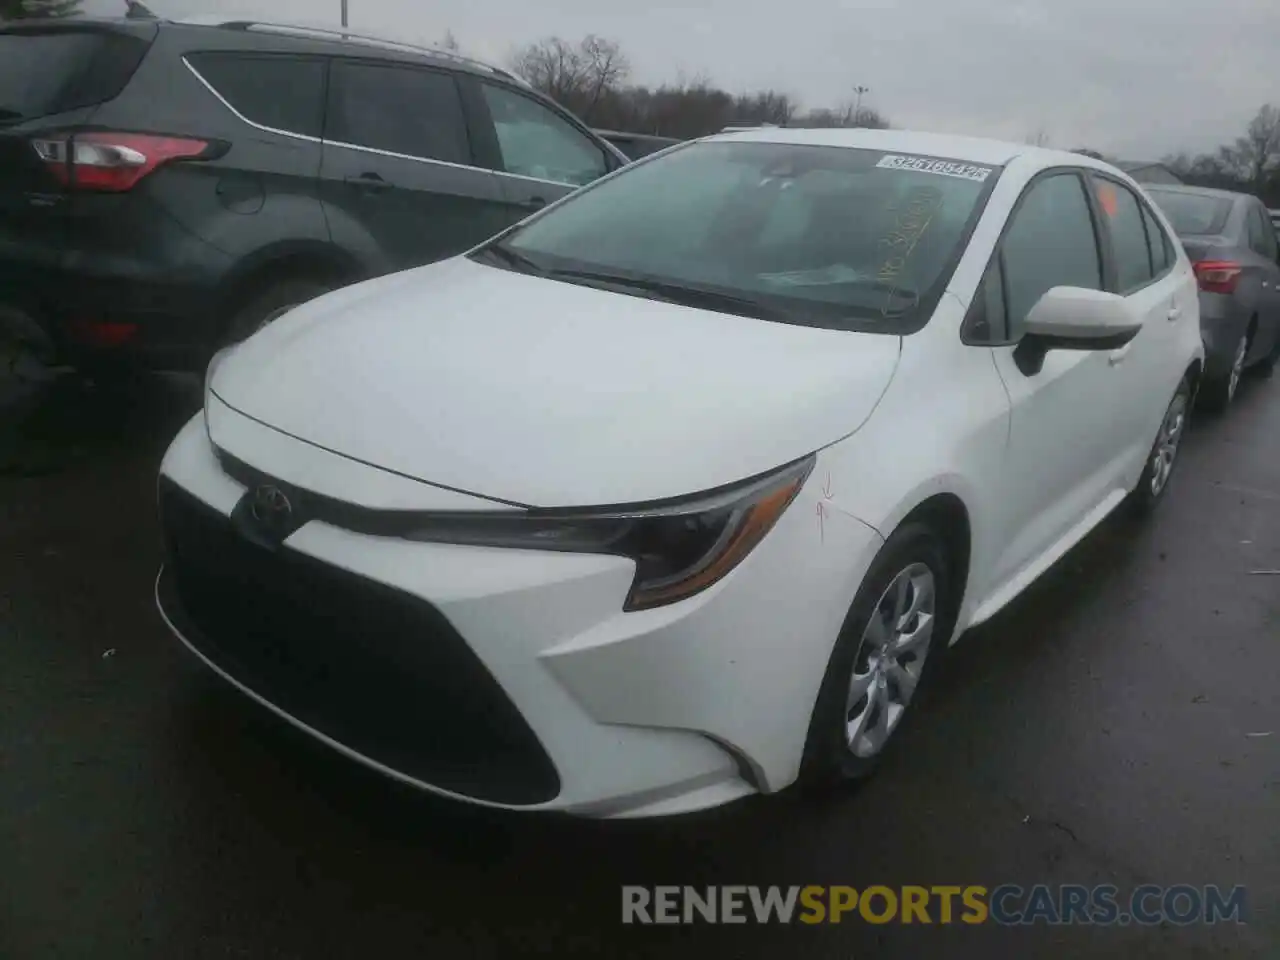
(480, 140, 999, 332)
(1146, 189, 1233, 237)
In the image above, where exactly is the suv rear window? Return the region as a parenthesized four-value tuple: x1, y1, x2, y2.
(0, 29, 152, 123)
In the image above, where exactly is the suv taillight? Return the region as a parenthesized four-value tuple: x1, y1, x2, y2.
(1192, 260, 1242, 295)
(32, 132, 211, 193)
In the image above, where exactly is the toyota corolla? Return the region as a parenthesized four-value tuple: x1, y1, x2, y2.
(156, 128, 1203, 818)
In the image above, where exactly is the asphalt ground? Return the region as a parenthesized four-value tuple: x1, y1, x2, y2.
(1, 368, 1277, 958)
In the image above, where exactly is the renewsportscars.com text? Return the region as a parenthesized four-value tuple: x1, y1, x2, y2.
(621, 884, 1247, 926)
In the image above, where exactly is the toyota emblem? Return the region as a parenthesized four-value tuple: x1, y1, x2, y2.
(250, 484, 293, 528)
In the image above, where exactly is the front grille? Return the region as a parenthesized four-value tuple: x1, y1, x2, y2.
(157, 478, 560, 805)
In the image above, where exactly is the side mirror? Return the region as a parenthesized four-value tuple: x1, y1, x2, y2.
(1014, 286, 1141, 375)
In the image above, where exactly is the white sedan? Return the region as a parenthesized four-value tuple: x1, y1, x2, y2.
(156, 128, 1203, 818)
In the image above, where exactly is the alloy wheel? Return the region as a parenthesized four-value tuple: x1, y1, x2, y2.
(846, 562, 936, 759)
(1150, 390, 1187, 496)
(1227, 335, 1248, 402)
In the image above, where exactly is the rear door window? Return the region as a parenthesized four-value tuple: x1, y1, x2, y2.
(327, 61, 472, 164)
(1140, 202, 1172, 275)
(187, 53, 326, 139)
(0, 29, 152, 123)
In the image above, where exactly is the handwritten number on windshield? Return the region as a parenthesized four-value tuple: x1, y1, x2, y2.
(874, 186, 942, 311)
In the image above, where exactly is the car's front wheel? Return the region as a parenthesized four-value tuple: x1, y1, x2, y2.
(801, 521, 953, 786)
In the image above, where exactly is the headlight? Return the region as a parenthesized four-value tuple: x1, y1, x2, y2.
(202, 345, 235, 437)
(402, 456, 814, 611)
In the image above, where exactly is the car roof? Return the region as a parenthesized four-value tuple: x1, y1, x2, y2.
(703, 127, 1054, 167)
(165, 15, 530, 87)
(1141, 182, 1248, 202)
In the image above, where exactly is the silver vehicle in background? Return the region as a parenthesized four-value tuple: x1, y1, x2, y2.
(1147, 185, 1280, 410)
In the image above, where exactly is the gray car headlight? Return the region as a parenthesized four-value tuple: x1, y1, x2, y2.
(401, 455, 814, 611)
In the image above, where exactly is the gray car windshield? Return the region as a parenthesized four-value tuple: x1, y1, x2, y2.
(483, 141, 999, 332)
(1147, 189, 1233, 236)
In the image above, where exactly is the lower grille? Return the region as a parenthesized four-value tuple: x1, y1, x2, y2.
(157, 477, 560, 805)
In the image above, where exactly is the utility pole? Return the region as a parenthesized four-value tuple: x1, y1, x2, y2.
(340, 0, 348, 27)
(852, 85, 870, 126)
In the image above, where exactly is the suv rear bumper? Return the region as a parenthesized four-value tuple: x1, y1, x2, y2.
(0, 247, 231, 373)
(52, 271, 223, 371)
(1, 184, 236, 371)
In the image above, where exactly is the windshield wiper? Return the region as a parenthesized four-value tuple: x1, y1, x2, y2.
(0, 108, 25, 125)
(472, 243, 546, 275)
(546, 268, 794, 320)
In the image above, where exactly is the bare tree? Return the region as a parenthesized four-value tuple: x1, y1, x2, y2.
(794, 105, 888, 130)
(578, 35, 629, 123)
(1219, 104, 1280, 188)
(439, 30, 460, 52)
(511, 35, 629, 121)
(730, 90, 798, 127)
(1025, 129, 1052, 148)
(512, 34, 889, 141)
(511, 37, 587, 104)
(0, 0, 81, 18)
(851, 106, 889, 129)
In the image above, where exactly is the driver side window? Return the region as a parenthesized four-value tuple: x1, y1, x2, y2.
(964, 173, 1104, 345)
(1000, 173, 1103, 339)
(480, 83, 608, 188)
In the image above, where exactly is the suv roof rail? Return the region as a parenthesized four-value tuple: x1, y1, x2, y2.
(173, 16, 531, 88)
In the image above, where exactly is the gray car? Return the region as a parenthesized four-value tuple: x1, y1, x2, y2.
(1145, 184, 1280, 410)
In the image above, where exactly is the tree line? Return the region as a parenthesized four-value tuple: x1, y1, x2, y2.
(509, 35, 889, 139)
(1158, 105, 1280, 206)
(7, 4, 1275, 206)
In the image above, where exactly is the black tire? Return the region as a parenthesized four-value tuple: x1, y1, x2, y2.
(224, 278, 332, 345)
(1199, 329, 1249, 413)
(1128, 376, 1191, 516)
(800, 521, 954, 788)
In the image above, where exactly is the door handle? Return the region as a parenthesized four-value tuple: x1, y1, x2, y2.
(344, 172, 391, 194)
(519, 195, 548, 211)
(1108, 345, 1132, 366)
(1167, 305, 1182, 322)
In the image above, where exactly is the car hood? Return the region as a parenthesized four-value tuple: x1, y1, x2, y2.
(211, 257, 901, 508)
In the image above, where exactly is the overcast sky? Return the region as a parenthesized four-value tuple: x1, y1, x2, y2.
(114, 0, 1275, 159)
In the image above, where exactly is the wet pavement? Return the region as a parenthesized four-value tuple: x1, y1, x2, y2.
(1, 369, 1277, 959)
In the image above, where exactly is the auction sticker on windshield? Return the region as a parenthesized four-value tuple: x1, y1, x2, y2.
(876, 155, 993, 182)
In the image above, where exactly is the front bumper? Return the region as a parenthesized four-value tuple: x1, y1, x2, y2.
(156, 412, 883, 817)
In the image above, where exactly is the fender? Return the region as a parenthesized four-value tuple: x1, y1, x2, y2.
(313, 199, 397, 277)
(217, 238, 370, 318)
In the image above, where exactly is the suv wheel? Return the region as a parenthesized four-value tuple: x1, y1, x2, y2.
(225, 279, 333, 345)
